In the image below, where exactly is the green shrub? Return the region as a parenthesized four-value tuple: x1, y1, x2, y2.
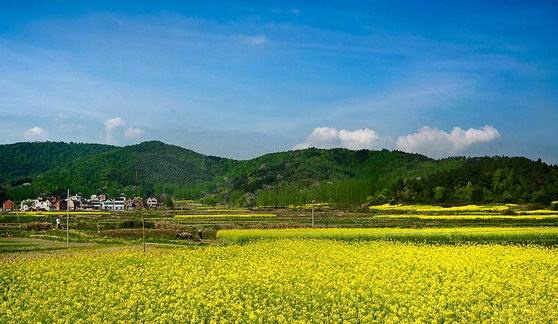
(24, 221, 52, 231)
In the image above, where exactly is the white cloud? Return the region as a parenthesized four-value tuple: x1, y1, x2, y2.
(104, 117, 125, 144)
(307, 127, 338, 144)
(124, 127, 145, 139)
(396, 125, 501, 158)
(104, 117, 125, 130)
(295, 125, 501, 157)
(294, 127, 380, 150)
(23, 126, 49, 141)
(236, 34, 268, 46)
(338, 129, 379, 150)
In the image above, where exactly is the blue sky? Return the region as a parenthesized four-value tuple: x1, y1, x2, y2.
(0, 1, 557, 162)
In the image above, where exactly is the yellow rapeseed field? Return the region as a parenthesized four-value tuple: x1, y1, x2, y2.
(520, 209, 558, 215)
(1, 240, 558, 322)
(218, 227, 558, 244)
(287, 203, 331, 210)
(375, 214, 558, 220)
(369, 204, 509, 213)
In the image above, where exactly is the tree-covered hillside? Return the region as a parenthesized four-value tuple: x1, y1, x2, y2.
(0, 141, 556, 206)
(0, 142, 115, 184)
(372, 156, 558, 206)
(220, 148, 463, 206)
(31, 141, 236, 198)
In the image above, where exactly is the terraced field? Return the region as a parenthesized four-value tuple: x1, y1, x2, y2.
(218, 227, 558, 245)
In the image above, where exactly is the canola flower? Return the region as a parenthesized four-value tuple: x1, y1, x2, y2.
(1, 240, 558, 322)
(519, 209, 558, 215)
(195, 206, 250, 212)
(218, 227, 558, 244)
(195, 209, 251, 212)
(288, 203, 331, 210)
(369, 204, 509, 213)
(375, 214, 558, 220)
(175, 213, 276, 219)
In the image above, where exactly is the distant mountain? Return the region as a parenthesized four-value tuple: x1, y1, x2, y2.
(0, 141, 556, 206)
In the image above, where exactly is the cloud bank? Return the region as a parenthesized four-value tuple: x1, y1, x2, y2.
(295, 125, 501, 158)
(294, 127, 380, 150)
(396, 125, 501, 158)
(23, 126, 49, 141)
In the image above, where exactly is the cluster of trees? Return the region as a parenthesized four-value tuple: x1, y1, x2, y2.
(368, 157, 558, 206)
(255, 179, 379, 207)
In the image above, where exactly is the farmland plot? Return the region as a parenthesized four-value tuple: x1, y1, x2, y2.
(2, 236, 558, 322)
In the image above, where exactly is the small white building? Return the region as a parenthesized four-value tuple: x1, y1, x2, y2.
(146, 197, 158, 208)
(101, 200, 113, 210)
(35, 198, 52, 211)
(102, 197, 126, 211)
(67, 199, 80, 210)
(114, 197, 126, 210)
(91, 198, 101, 210)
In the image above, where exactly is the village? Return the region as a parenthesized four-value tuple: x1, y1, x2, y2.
(1, 194, 159, 212)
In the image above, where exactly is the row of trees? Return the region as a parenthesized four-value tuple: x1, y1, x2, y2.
(255, 179, 379, 207)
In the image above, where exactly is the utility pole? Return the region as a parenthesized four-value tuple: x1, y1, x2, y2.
(66, 189, 70, 248)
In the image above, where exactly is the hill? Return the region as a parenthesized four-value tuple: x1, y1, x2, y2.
(0, 142, 116, 185)
(31, 141, 236, 198)
(0, 141, 557, 206)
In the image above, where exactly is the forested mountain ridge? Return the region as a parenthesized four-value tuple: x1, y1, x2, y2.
(0, 141, 556, 206)
(0, 142, 116, 184)
(30, 141, 237, 198)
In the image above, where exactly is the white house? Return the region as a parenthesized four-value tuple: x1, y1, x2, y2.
(102, 197, 126, 211)
(35, 198, 52, 211)
(114, 197, 126, 210)
(90, 198, 102, 210)
(101, 200, 113, 210)
(146, 197, 158, 208)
